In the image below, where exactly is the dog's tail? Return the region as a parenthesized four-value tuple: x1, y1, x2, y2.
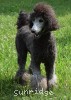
(17, 11, 29, 29)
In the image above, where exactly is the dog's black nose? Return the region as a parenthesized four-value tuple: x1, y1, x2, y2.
(31, 30, 36, 33)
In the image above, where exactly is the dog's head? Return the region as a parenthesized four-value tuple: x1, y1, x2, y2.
(30, 3, 59, 38)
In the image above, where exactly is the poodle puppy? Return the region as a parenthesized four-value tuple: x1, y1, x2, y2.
(15, 3, 59, 89)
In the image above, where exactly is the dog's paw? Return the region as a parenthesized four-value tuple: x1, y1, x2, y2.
(39, 77, 47, 91)
(15, 69, 25, 85)
(22, 73, 48, 91)
(22, 72, 31, 83)
(48, 74, 57, 88)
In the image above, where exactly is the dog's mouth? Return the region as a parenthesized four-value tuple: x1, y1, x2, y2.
(34, 33, 41, 39)
(35, 34, 40, 38)
(31, 30, 41, 39)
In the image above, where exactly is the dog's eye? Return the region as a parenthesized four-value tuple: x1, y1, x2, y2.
(39, 19, 43, 22)
(29, 21, 33, 28)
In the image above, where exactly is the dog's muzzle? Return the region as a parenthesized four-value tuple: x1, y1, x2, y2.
(31, 30, 40, 39)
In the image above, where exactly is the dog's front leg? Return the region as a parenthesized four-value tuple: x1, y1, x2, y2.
(45, 60, 57, 90)
(29, 59, 41, 75)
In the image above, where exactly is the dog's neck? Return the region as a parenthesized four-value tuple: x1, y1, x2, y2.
(40, 31, 51, 39)
(34, 31, 51, 43)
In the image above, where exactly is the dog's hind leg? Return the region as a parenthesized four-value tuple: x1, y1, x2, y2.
(15, 34, 27, 85)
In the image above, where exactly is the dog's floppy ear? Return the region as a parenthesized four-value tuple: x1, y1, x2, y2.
(46, 14, 59, 31)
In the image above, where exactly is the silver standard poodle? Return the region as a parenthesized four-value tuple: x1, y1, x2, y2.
(15, 3, 59, 91)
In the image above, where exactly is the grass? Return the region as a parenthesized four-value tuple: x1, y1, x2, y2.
(0, 0, 71, 100)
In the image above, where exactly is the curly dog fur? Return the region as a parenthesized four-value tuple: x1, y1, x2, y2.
(15, 3, 59, 89)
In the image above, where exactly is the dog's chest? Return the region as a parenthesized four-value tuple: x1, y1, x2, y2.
(33, 40, 49, 60)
